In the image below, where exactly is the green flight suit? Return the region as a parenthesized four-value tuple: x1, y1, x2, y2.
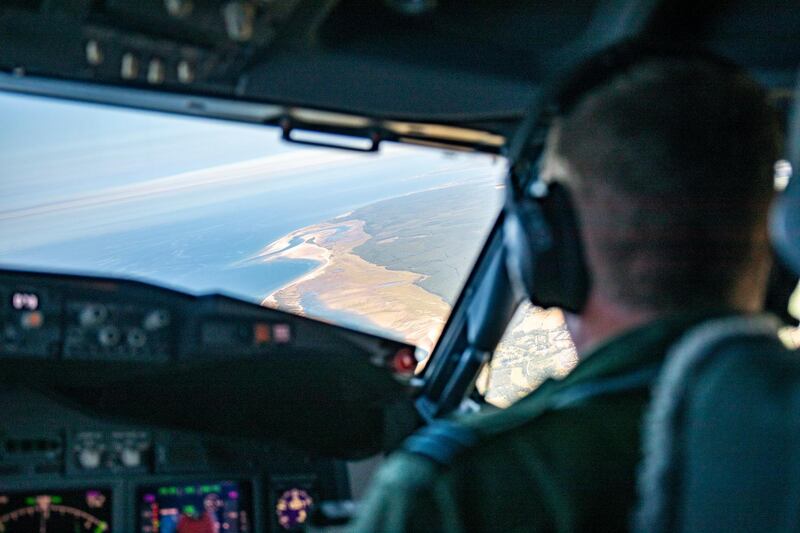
(351, 314, 725, 533)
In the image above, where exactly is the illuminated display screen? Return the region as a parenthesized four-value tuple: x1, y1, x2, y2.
(138, 481, 251, 533)
(275, 488, 313, 530)
(11, 291, 39, 311)
(0, 488, 111, 532)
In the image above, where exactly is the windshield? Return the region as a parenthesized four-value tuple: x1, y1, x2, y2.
(0, 92, 506, 353)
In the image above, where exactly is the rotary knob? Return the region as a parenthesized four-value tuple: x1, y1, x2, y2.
(77, 448, 102, 469)
(80, 304, 108, 327)
(120, 447, 142, 468)
(127, 328, 147, 348)
(143, 310, 170, 331)
(98, 326, 121, 347)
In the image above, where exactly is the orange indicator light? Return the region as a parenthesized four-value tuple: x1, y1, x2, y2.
(254, 323, 271, 344)
(21, 311, 44, 329)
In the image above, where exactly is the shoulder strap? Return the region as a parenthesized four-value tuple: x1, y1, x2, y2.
(403, 361, 662, 466)
(548, 364, 661, 409)
(401, 420, 480, 467)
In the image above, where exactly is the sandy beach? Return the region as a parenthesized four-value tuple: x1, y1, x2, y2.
(251, 218, 450, 353)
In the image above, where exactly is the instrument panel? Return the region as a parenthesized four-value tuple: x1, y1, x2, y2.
(2, 270, 292, 363)
(0, 268, 422, 531)
(0, 386, 337, 532)
(0, 267, 417, 373)
(0, 487, 113, 532)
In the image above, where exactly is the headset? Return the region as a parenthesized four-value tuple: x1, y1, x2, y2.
(503, 39, 763, 314)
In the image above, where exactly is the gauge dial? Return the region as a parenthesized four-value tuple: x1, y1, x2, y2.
(275, 488, 313, 530)
(0, 490, 111, 533)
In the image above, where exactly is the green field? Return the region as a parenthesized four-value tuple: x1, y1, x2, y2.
(352, 182, 502, 304)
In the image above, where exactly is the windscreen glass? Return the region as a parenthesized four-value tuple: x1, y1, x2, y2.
(0, 92, 506, 353)
(478, 303, 577, 408)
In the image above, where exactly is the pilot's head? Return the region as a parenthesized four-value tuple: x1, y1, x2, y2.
(542, 57, 782, 318)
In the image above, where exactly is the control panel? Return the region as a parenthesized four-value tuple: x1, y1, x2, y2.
(1, 286, 60, 358)
(0, 277, 183, 363)
(0, 388, 347, 532)
(1, 0, 304, 93)
(0, 268, 416, 374)
(70, 429, 152, 473)
(0, 268, 420, 531)
(64, 302, 172, 362)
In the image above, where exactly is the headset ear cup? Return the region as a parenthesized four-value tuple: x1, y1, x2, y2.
(504, 182, 590, 312)
(532, 182, 590, 312)
(503, 201, 548, 302)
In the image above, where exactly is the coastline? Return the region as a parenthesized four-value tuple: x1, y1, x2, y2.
(253, 217, 450, 353)
(252, 221, 354, 312)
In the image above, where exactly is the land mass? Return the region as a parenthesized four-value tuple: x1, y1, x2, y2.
(253, 218, 450, 352)
(353, 183, 502, 303)
(478, 304, 578, 407)
(251, 182, 580, 401)
(250, 183, 501, 352)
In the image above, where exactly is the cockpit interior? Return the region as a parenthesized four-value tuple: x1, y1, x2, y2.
(1, 1, 799, 532)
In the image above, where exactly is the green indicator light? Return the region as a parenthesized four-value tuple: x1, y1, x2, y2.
(158, 488, 167, 495)
(25, 497, 35, 505)
(200, 485, 210, 493)
(183, 504, 196, 515)
(184, 486, 195, 494)
(95, 522, 108, 533)
(51, 496, 62, 504)
(212, 485, 221, 492)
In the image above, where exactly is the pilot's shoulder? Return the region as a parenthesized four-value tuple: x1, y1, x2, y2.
(455, 390, 644, 468)
(456, 387, 585, 448)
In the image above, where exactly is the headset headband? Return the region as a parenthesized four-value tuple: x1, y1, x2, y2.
(508, 39, 743, 190)
(551, 41, 742, 118)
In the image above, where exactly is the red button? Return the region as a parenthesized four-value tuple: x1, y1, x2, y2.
(253, 323, 271, 344)
(392, 349, 417, 375)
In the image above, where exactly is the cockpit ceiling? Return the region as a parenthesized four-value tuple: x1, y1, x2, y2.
(1, 0, 799, 138)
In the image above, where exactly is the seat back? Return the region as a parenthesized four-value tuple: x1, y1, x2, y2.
(635, 315, 800, 533)
(770, 69, 800, 276)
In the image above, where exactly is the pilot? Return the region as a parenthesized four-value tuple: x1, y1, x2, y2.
(350, 47, 782, 532)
